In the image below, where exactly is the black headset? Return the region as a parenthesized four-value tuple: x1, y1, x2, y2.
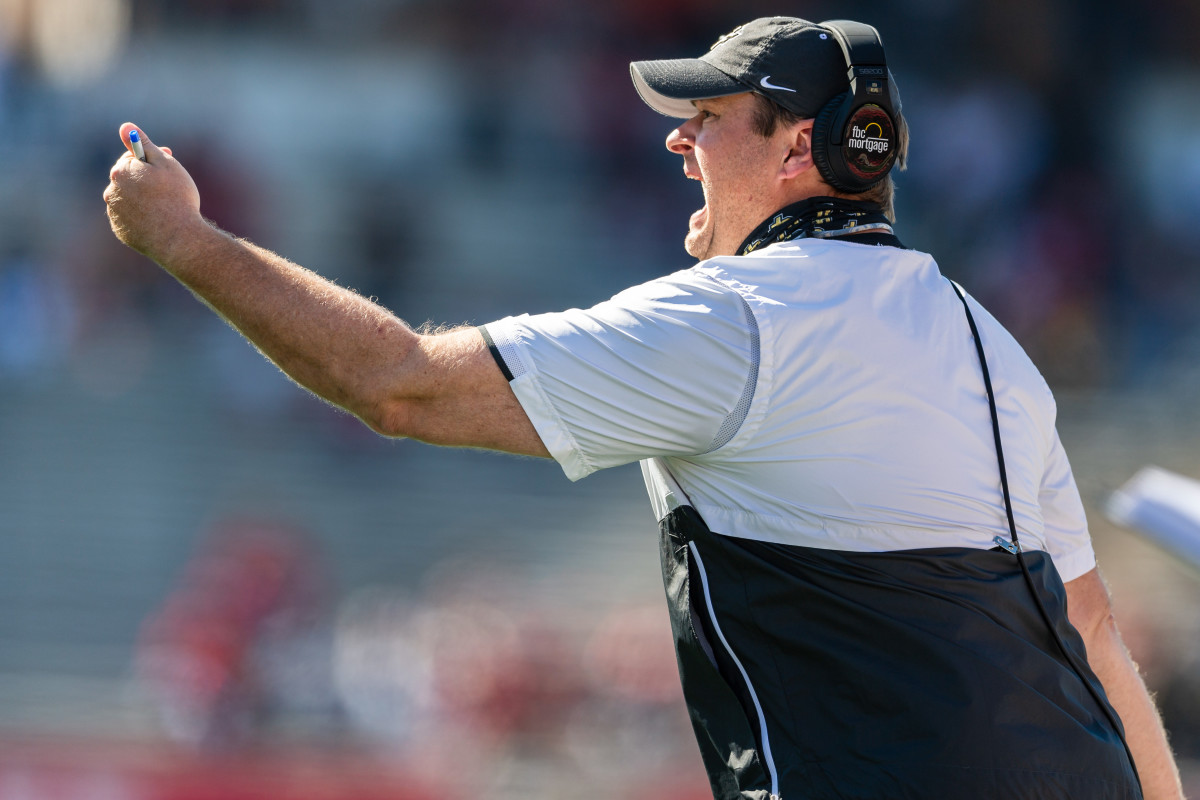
(811, 20, 899, 194)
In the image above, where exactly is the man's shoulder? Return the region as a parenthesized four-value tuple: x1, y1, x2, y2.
(691, 238, 935, 290)
(611, 264, 748, 307)
(610, 241, 939, 321)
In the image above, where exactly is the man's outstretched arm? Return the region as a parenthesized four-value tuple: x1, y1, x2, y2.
(103, 122, 548, 457)
(1065, 567, 1184, 800)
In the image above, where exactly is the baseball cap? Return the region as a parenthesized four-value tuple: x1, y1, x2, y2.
(630, 17, 849, 119)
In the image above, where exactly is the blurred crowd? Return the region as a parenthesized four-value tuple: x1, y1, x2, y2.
(2, 0, 1200, 796)
(11, 515, 708, 799)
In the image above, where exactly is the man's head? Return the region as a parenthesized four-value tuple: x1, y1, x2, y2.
(630, 17, 909, 258)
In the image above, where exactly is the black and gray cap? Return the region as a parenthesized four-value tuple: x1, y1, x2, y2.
(630, 17, 848, 119)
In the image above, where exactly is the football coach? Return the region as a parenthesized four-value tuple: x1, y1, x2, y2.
(105, 16, 1181, 800)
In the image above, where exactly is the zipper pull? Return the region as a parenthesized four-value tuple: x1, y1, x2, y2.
(994, 535, 1021, 555)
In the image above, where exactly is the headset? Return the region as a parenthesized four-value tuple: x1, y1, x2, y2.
(811, 20, 900, 194)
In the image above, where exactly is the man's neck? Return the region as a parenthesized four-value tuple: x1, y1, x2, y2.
(737, 197, 900, 255)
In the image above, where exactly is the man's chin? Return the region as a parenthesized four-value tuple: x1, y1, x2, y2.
(684, 227, 713, 260)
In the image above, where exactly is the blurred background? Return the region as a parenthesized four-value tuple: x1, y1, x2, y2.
(1, 0, 1199, 797)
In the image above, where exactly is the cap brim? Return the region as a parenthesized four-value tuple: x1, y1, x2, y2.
(630, 59, 748, 118)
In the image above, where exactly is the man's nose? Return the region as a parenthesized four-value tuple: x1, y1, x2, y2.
(666, 119, 696, 154)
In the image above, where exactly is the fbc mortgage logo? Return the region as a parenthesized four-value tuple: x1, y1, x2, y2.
(848, 122, 890, 153)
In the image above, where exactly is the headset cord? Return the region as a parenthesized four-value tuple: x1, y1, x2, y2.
(948, 279, 1141, 789)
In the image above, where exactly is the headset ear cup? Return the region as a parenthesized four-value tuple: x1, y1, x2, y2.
(811, 92, 849, 193)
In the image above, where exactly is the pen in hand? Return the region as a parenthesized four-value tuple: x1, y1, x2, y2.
(129, 129, 147, 162)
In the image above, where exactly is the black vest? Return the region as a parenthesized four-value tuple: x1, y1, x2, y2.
(660, 504, 1142, 800)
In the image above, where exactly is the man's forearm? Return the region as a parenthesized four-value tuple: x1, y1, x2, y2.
(162, 219, 420, 429)
(1066, 568, 1183, 798)
(1086, 616, 1184, 799)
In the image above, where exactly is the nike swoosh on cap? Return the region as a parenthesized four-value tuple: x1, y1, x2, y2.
(760, 76, 797, 93)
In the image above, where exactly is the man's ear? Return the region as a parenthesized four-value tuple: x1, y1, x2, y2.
(780, 120, 816, 180)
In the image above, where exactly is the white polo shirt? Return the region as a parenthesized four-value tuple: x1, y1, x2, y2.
(482, 238, 1095, 581)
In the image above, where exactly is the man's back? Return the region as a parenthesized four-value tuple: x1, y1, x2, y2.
(658, 238, 1093, 574)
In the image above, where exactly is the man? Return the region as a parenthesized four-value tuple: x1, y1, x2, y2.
(104, 16, 1181, 800)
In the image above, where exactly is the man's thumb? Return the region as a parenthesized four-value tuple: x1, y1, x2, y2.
(118, 122, 164, 162)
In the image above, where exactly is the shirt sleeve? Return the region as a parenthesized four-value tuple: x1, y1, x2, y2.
(480, 270, 759, 481)
(1039, 428, 1097, 582)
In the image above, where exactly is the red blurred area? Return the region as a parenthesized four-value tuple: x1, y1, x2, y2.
(0, 735, 443, 800)
(136, 516, 330, 749)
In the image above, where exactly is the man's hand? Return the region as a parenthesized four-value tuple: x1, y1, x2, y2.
(103, 122, 204, 264)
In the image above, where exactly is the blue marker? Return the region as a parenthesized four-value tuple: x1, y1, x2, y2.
(129, 129, 147, 162)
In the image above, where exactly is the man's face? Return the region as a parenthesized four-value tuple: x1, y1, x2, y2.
(666, 93, 792, 260)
